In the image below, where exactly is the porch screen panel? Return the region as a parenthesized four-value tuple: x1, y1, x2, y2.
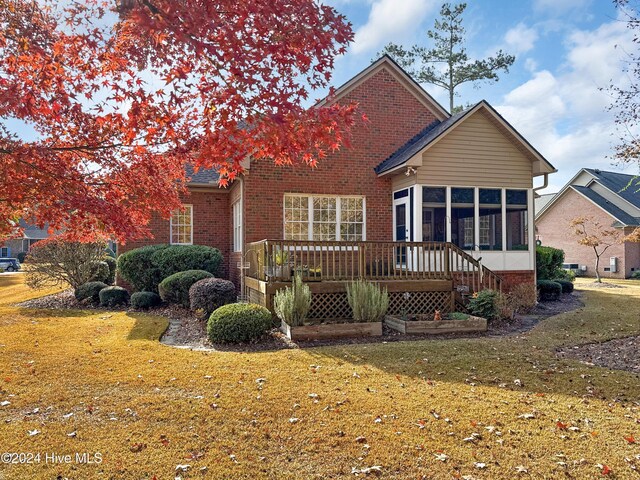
(422, 187, 446, 242)
(451, 187, 474, 249)
(284, 196, 309, 240)
(479, 188, 502, 250)
(506, 189, 528, 250)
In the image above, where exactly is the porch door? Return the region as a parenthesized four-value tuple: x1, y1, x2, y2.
(393, 194, 411, 267)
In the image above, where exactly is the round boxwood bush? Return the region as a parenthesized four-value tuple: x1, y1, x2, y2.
(189, 278, 237, 319)
(536, 280, 562, 301)
(117, 244, 223, 293)
(103, 256, 117, 285)
(159, 270, 214, 307)
(75, 281, 108, 304)
(131, 291, 161, 310)
(207, 303, 273, 343)
(99, 286, 130, 307)
(553, 279, 574, 294)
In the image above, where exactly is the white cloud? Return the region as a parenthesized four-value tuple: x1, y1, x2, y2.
(496, 18, 636, 192)
(351, 0, 437, 54)
(504, 23, 539, 54)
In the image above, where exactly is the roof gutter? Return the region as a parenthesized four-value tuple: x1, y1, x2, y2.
(533, 173, 549, 194)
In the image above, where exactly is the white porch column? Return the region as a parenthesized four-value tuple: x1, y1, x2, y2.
(446, 186, 452, 242)
(414, 185, 423, 242)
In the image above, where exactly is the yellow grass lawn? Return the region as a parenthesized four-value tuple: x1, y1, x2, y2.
(0, 275, 639, 479)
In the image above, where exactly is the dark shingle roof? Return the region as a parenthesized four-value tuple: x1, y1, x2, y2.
(185, 164, 220, 184)
(374, 105, 475, 175)
(572, 185, 640, 226)
(584, 168, 640, 209)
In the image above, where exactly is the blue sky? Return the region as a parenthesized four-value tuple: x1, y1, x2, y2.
(321, 0, 637, 192)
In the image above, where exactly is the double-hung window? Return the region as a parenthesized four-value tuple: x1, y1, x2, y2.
(284, 195, 365, 241)
(170, 205, 193, 245)
(232, 200, 242, 252)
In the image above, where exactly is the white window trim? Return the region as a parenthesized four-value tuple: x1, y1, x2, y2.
(283, 194, 366, 242)
(170, 204, 193, 245)
(232, 199, 242, 252)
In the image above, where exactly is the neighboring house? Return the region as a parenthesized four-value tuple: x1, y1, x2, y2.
(119, 56, 556, 315)
(0, 220, 50, 258)
(534, 193, 555, 216)
(536, 168, 640, 279)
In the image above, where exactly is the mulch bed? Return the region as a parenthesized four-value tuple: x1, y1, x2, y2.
(16, 289, 586, 352)
(557, 336, 640, 374)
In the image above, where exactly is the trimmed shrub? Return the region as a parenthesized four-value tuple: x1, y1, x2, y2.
(131, 291, 161, 310)
(632, 271, 640, 279)
(16, 251, 27, 263)
(159, 270, 214, 307)
(346, 279, 389, 323)
(555, 269, 576, 282)
(189, 277, 237, 319)
(99, 286, 129, 307)
(74, 281, 108, 303)
(117, 245, 169, 293)
(553, 279, 574, 293)
(117, 244, 223, 293)
(103, 256, 117, 285)
(274, 274, 312, 327)
(207, 303, 272, 343)
(536, 245, 565, 280)
(467, 289, 499, 320)
(536, 280, 562, 301)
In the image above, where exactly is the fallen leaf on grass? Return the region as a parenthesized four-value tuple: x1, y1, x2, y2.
(556, 421, 568, 430)
(0, 401, 9, 407)
(130, 443, 147, 453)
(352, 465, 382, 475)
(28, 429, 40, 436)
(624, 435, 636, 444)
(515, 465, 528, 473)
(434, 453, 448, 462)
(474, 462, 487, 469)
(597, 464, 612, 475)
(175, 464, 190, 472)
(518, 413, 535, 420)
(67, 431, 77, 438)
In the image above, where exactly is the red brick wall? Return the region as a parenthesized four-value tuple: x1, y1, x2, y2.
(499, 270, 536, 292)
(536, 189, 628, 279)
(243, 67, 439, 243)
(118, 189, 231, 279)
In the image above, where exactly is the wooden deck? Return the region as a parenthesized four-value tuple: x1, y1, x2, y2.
(244, 240, 502, 321)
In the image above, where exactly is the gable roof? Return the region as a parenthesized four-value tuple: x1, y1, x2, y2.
(584, 168, 640, 210)
(536, 168, 640, 227)
(374, 100, 557, 176)
(571, 185, 640, 227)
(317, 55, 450, 121)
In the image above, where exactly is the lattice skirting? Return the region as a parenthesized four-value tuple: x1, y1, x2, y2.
(307, 290, 451, 320)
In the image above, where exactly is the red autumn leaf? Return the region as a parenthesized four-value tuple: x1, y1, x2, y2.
(556, 421, 568, 430)
(601, 464, 612, 476)
(624, 435, 636, 444)
(129, 443, 147, 453)
(0, 0, 359, 244)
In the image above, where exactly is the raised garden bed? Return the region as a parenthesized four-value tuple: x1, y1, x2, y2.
(280, 320, 382, 341)
(384, 313, 487, 334)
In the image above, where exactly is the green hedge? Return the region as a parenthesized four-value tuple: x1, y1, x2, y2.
(536, 280, 562, 301)
(74, 281, 108, 304)
(131, 291, 161, 310)
(536, 245, 565, 280)
(103, 256, 117, 285)
(207, 303, 272, 343)
(99, 286, 130, 307)
(159, 270, 214, 307)
(117, 244, 223, 293)
(552, 279, 574, 294)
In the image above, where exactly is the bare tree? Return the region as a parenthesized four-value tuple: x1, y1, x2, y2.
(570, 217, 622, 282)
(25, 240, 108, 290)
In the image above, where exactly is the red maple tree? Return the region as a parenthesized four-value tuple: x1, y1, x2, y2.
(0, 0, 359, 242)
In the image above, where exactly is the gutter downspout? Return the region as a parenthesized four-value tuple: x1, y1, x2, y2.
(533, 173, 549, 194)
(531, 173, 549, 286)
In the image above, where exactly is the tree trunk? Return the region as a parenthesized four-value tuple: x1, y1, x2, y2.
(594, 249, 602, 283)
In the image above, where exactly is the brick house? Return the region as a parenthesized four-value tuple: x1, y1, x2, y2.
(536, 168, 640, 279)
(119, 56, 556, 314)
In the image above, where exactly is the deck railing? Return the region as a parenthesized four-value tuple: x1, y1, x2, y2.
(245, 239, 501, 293)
